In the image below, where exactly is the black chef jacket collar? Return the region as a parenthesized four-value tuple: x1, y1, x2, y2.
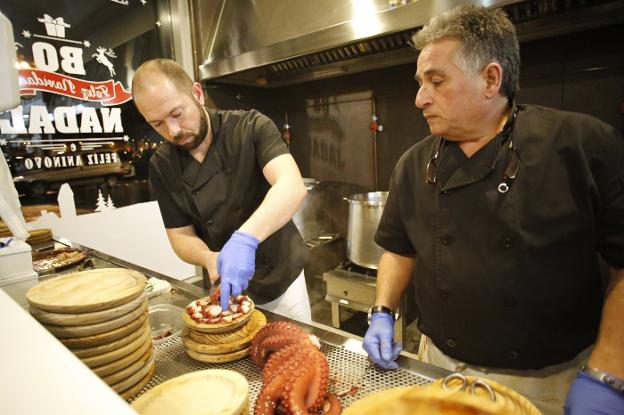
(178, 108, 225, 192)
(438, 102, 517, 192)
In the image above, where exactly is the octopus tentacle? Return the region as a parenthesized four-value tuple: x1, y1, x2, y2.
(255, 370, 290, 415)
(264, 343, 310, 383)
(322, 394, 342, 415)
(252, 333, 310, 367)
(251, 322, 305, 366)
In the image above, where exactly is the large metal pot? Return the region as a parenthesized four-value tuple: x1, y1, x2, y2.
(344, 191, 388, 269)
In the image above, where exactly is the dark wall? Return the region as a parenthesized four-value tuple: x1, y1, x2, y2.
(205, 23, 624, 191)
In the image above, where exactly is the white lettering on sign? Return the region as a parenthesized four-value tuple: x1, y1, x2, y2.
(32, 42, 59, 72)
(80, 107, 102, 133)
(32, 42, 86, 75)
(0, 105, 124, 134)
(29, 106, 55, 134)
(21, 153, 117, 171)
(0, 105, 27, 134)
(59, 46, 86, 75)
(53, 106, 78, 133)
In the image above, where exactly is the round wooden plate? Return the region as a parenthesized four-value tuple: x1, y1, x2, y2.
(81, 326, 151, 368)
(30, 292, 147, 326)
(60, 311, 148, 348)
(42, 299, 148, 338)
(131, 369, 248, 415)
(120, 364, 156, 401)
(102, 347, 154, 386)
(185, 310, 266, 354)
(111, 356, 155, 393)
(186, 346, 250, 364)
(27, 268, 147, 313)
(92, 337, 153, 377)
(71, 322, 148, 358)
(32, 248, 88, 274)
(182, 298, 255, 334)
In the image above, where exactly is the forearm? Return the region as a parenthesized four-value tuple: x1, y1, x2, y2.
(375, 252, 416, 312)
(166, 228, 214, 267)
(239, 175, 306, 242)
(588, 266, 624, 378)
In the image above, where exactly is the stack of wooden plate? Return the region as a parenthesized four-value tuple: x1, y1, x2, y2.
(181, 301, 266, 364)
(26, 268, 155, 399)
(25, 228, 53, 245)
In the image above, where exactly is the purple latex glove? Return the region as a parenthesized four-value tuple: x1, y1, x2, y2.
(217, 230, 260, 310)
(362, 312, 402, 370)
(564, 372, 624, 415)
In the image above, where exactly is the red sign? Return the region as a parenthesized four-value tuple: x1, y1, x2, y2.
(18, 68, 132, 106)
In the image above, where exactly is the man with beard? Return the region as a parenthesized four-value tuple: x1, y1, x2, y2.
(131, 59, 311, 322)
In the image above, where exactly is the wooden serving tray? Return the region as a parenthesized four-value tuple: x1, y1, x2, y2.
(185, 310, 266, 354)
(72, 322, 148, 359)
(92, 337, 152, 377)
(32, 248, 87, 273)
(102, 347, 154, 386)
(111, 356, 155, 393)
(186, 346, 250, 364)
(182, 298, 254, 334)
(61, 311, 148, 348)
(42, 300, 148, 338)
(27, 268, 147, 313)
(131, 369, 248, 415)
(120, 364, 156, 401)
(81, 327, 151, 368)
(30, 292, 147, 326)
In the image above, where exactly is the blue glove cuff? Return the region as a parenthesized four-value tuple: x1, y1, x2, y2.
(371, 312, 394, 324)
(232, 230, 260, 249)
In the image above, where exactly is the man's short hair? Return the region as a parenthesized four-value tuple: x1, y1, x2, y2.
(412, 5, 520, 100)
(131, 58, 194, 97)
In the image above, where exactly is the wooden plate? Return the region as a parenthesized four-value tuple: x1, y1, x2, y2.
(185, 310, 266, 354)
(32, 248, 88, 273)
(30, 292, 147, 326)
(186, 346, 250, 364)
(60, 311, 148, 348)
(71, 322, 148, 358)
(26, 268, 147, 313)
(111, 356, 155, 393)
(120, 364, 156, 401)
(119, 364, 156, 400)
(182, 298, 254, 334)
(131, 369, 248, 415)
(92, 337, 152, 377)
(42, 299, 148, 338)
(102, 347, 154, 386)
(81, 326, 151, 368)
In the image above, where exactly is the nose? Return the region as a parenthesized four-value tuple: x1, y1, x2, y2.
(415, 85, 431, 109)
(165, 118, 181, 139)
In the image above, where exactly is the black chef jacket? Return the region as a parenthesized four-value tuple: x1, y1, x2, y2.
(149, 108, 308, 305)
(375, 104, 624, 370)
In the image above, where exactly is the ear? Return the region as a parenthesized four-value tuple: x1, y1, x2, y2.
(482, 62, 503, 98)
(191, 82, 205, 105)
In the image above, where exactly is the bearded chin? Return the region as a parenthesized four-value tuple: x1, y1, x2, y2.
(179, 107, 208, 151)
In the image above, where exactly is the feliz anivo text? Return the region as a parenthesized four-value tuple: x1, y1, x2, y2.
(23, 152, 119, 170)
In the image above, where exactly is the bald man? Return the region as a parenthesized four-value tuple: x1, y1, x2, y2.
(132, 59, 312, 323)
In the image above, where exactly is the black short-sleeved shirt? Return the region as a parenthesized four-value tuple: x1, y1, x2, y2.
(149, 108, 308, 304)
(375, 104, 624, 370)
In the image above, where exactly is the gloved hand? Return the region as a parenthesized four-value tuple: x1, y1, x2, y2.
(217, 230, 260, 310)
(362, 312, 402, 370)
(564, 371, 624, 415)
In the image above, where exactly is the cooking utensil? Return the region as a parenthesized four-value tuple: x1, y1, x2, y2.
(344, 191, 388, 269)
(209, 276, 220, 296)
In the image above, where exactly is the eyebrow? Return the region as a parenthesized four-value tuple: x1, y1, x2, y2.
(147, 107, 181, 124)
(415, 68, 446, 82)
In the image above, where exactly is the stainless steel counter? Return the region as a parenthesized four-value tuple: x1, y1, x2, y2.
(47, 240, 451, 412)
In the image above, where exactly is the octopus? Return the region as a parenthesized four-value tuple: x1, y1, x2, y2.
(251, 321, 342, 415)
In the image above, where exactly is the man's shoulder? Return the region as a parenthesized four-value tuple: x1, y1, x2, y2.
(520, 104, 615, 132)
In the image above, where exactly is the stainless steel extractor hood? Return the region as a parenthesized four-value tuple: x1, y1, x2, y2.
(190, 0, 624, 87)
